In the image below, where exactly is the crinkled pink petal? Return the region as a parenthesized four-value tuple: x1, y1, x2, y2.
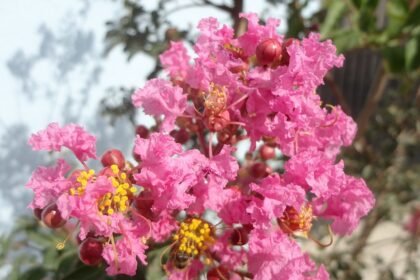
(26, 159, 72, 209)
(132, 79, 187, 132)
(313, 177, 375, 235)
(160, 42, 191, 80)
(248, 229, 325, 280)
(248, 174, 306, 228)
(134, 133, 182, 166)
(150, 211, 179, 242)
(29, 123, 96, 161)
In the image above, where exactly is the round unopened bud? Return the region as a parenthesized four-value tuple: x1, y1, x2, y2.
(207, 266, 230, 280)
(41, 203, 66, 228)
(250, 162, 271, 179)
(259, 145, 276, 160)
(170, 128, 190, 144)
(135, 125, 149, 139)
(78, 237, 104, 266)
(230, 227, 249, 246)
(256, 38, 282, 66)
(101, 149, 125, 169)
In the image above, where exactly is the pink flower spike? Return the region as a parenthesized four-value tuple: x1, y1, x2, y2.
(29, 123, 96, 161)
(132, 79, 187, 132)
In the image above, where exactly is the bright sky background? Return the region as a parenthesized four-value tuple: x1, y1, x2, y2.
(0, 0, 320, 235)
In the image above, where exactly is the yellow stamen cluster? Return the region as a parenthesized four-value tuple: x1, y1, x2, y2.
(279, 204, 313, 237)
(69, 169, 95, 196)
(172, 218, 214, 257)
(98, 164, 137, 215)
(204, 83, 227, 115)
(223, 43, 244, 58)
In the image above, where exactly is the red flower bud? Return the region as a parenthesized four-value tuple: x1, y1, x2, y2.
(41, 203, 66, 228)
(78, 237, 104, 266)
(259, 144, 276, 160)
(170, 128, 190, 144)
(250, 162, 271, 178)
(135, 125, 149, 139)
(230, 227, 249, 246)
(256, 38, 282, 66)
(101, 149, 125, 169)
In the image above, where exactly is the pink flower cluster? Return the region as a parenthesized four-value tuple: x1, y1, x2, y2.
(26, 14, 374, 279)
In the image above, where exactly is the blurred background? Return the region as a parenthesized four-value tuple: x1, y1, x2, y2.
(0, 0, 418, 279)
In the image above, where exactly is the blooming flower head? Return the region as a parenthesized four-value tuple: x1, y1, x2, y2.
(25, 13, 376, 279)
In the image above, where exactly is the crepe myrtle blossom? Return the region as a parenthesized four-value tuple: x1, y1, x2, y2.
(26, 123, 149, 276)
(25, 13, 375, 279)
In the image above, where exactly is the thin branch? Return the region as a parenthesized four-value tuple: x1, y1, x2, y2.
(355, 64, 389, 140)
(202, 0, 233, 13)
(324, 73, 351, 115)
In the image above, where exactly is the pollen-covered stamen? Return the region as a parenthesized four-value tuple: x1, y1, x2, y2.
(204, 83, 227, 116)
(172, 218, 215, 261)
(223, 43, 246, 60)
(98, 164, 137, 215)
(278, 204, 313, 237)
(69, 169, 95, 196)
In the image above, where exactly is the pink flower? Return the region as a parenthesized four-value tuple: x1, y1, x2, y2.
(25, 159, 72, 209)
(29, 123, 96, 161)
(247, 174, 306, 228)
(132, 79, 187, 132)
(248, 229, 327, 280)
(284, 150, 375, 235)
(102, 218, 148, 276)
(134, 133, 207, 212)
(160, 42, 191, 81)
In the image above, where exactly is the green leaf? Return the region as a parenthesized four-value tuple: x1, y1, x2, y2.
(329, 29, 363, 52)
(61, 265, 106, 280)
(405, 36, 420, 71)
(19, 267, 48, 280)
(382, 45, 405, 73)
(386, 0, 410, 37)
(320, 1, 347, 36)
(406, 4, 420, 27)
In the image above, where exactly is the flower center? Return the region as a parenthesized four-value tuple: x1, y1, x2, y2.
(172, 218, 214, 258)
(204, 83, 227, 116)
(97, 165, 137, 215)
(278, 204, 313, 237)
(69, 169, 95, 196)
